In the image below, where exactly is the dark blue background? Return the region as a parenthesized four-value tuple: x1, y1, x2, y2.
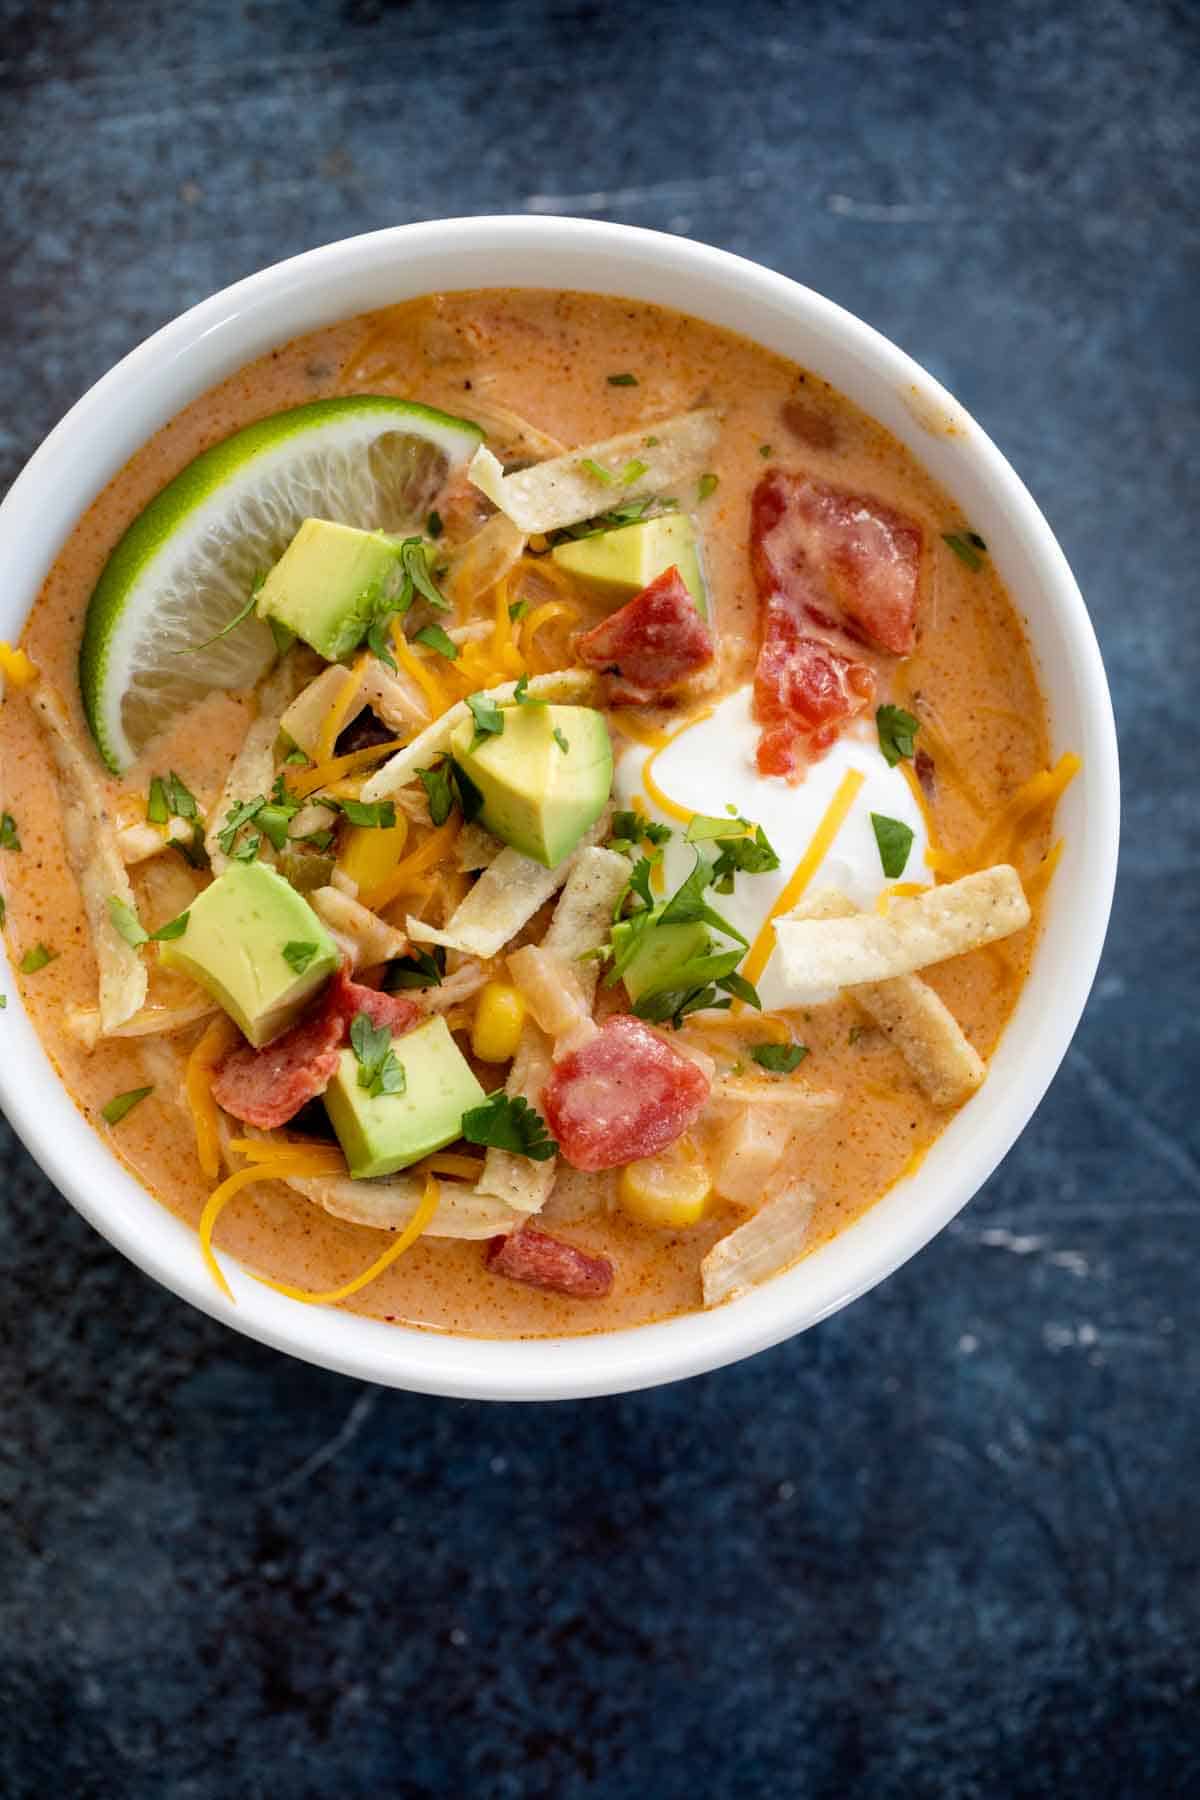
(2, 2, 1196, 1794)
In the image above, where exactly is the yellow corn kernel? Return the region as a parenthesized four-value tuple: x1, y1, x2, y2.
(337, 818, 409, 891)
(471, 982, 527, 1063)
(618, 1152, 711, 1229)
(0, 642, 38, 689)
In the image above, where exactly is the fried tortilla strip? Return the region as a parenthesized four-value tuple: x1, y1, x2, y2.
(31, 683, 147, 1033)
(284, 1168, 524, 1239)
(406, 811, 612, 962)
(280, 656, 428, 759)
(359, 667, 600, 802)
(207, 656, 308, 873)
(65, 995, 217, 1051)
(467, 409, 720, 534)
(455, 821, 503, 872)
(701, 1180, 818, 1307)
(443, 512, 527, 609)
(475, 846, 630, 1214)
(794, 891, 989, 1107)
(309, 885, 408, 969)
(775, 867, 1031, 994)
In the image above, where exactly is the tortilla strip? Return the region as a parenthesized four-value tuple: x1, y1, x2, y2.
(466, 409, 720, 534)
(703, 1079, 839, 1208)
(795, 892, 986, 1106)
(455, 821, 503, 872)
(359, 667, 600, 803)
(66, 994, 216, 1052)
(774, 867, 1031, 994)
(701, 1181, 817, 1308)
(281, 655, 427, 759)
(474, 846, 630, 1214)
(406, 811, 612, 961)
(309, 885, 408, 969)
(284, 1168, 524, 1239)
(31, 684, 147, 1033)
(443, 512, 527, 609)
(207, 656, 307, 873)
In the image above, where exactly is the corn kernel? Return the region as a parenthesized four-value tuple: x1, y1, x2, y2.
(618, 1152, 711, 1229)
(337, 818, 408, 891)
(471, 982, 527, 1063)
(0, 642, 38, 689)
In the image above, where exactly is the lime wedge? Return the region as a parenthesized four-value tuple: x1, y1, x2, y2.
(80, 397, 483, 771)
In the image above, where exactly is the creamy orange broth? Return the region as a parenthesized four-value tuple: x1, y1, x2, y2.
(0, 291, 1053, 1337)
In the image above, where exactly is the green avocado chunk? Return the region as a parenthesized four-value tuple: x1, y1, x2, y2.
(449, 702, 613, 869)
(158, 860, 339, 1047)
(550, 512, 709, 618)
(324, 1014, 486, 1179)
(613, 907, 713, 1004)
(255, 518, 405, 662)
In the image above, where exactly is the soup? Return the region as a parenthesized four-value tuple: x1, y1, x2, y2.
(0, 289, 1074, 1337)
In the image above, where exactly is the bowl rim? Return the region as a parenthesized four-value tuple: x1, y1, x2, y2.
(0, 216, 1119, 1400)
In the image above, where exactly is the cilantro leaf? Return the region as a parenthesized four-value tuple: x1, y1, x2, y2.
(418, 761, 455, 828)
(718, 971, 761, 1009)
(400, 536, 451, 611)
(579, 457, 615, 486)
(621, 458, 648, 486)
(0, 813, 21, 851)
(460, 1092, 557, 1160)
(340, 798, 397, 830)
(282, 940, 319, 974)
(552, 726, 570, 754)
(659, 852, 749, 947)
(18, 943, 54, 973)
(166, 771, 198, 819)
(149, 911, 189, 942)
(606, 372, 639, 386)
(384, 946, 445, 990)
(611, 809, 671, 851)
(508, 599, 530, 622)
(147, 778, 168, 824)
(875, 705, 920, 767)
(101, 1085, 154, 1126)
(107, 896, 148, 948)
(349, 1010, 405, 1097)
(179, 588, 260, 654)
(217, 795, 266, 856)
(367, 614, 398, 672)
(697, 472, 719, 502)
(942, 531, 985, 571)
(413, 623, 459, 661)
(751, 1042, 809, 1074)
(466, 691, 504, 748)
(870, 812, 915, 879)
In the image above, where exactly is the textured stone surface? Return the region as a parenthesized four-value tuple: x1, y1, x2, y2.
(1, 0, 1197, 1794)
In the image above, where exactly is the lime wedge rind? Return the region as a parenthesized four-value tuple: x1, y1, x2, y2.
(80, 397, 483, 772)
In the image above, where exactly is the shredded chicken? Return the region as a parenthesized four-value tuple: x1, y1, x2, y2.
(207, 655, 309, 873)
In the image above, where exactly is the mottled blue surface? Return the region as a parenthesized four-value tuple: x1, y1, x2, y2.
(1, 1, 1197, 1794)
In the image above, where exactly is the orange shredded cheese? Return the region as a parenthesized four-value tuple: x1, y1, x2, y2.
(391, 622, 451, 718)
(616, 714, 672, 752)
(740, 768, 867, 991)
(414, 1152, 485, 1179)
(252, 1175, 440, 1306)
(640, 708, 716, 824)
(287, 737, 408, 801)
(198, 1152, 336, 1300)
(228, 1137, 347, 1173)
(874, 881, 930, 914)
(185, 1016, 241, 1179)
(0, 642, 38, 688)
(359, 816, 461, 912)
(315, 652, 370, 764)
(929, 752, 1081, 881)
(1025, 837, 1065, 901)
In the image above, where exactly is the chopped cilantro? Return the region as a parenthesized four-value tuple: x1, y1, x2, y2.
(849, 1024, 866, 1044)
(414, 623, 459, 661)
(942, 531, 985, 572)
(508, 599, 530, 622)
(107, 896, 148, 948)
(165, 772, 198, 819)
(340, 798, 397, 830)
(697, 472, 719, 502)
(513, 672, 545, 707)
(400, 536, 451, 612)
(579, 457, 615, 486)
(751, 1042, 809, 1074)
(231, 832, 261, 863)
(150, 912, 189, 942)
(147, 778, 168, 824)
(217, 795, 266, 857)
(466, 691, 504, 748)
(282, 940, 320, 974)
(759, 443, 773, 458)
(0, 813, 20, 851)
(621, 458, 648, 486)
(285, 746, 310, 766)
(610, 809, 671, 852)
(644, 435, 660, 447)
(870, 812, 915, 879)
(384, 945, 445, 990)
(100, 1086, 153, 1126)
(367, 614, 397, 671)
(460, 1091, 557, 1160)
(19, 943, 54, 974)
(418, 761, 456, 827)
(180, 588, 260, 654)
(349, 1010, 406, 1097)
(875, 705, 920, 767)
(0, 894, 6, 928)
(552, 726, 570, 754)
(171, 821, 209, 871)
(607, 372, 639, 387)
(659, 852, 749, 947)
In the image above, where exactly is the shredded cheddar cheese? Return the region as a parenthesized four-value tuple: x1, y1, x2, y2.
(874, 882, 930, 914)
(185, 1016, 241, 1179)
(228, 1137, 347, 1172)
(414, 1152, 485, 1179)
(928, 752, 1081, 882)
(287, 737, 408, 801)
(640, 708, 717, 824)
(391, 622, 451, 718)
(252, 1175, 440, 1305)
(359, 816, 461, 912)
(315, 651, 370, 764)
(616, 714, 672, 752)
(199, 1152, 336, 1300)
(740, 768, 866, 990)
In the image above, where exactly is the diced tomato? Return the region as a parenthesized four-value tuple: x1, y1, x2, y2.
(212, 968, 422, 1130)
(326, 967, 423, 1036)
(485, 1224, 614, 1298)
(541, 1013, 711, 1172)
(753, 600, 876, 776)
(751, 470, 922, 656)
(211, 1006, 345, 1131)
(575, 566, 714, 703)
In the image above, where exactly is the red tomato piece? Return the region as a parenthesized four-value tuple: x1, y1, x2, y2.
(541, 1014, 711, 1172)
(751, 469, 922, 656)
(753, 598, 876, 776)
(211, 1006, 345, 1131)
(575, 565, 714, 702)
(485, 1225, 614, 1298)
(326, 967, 423, 1036)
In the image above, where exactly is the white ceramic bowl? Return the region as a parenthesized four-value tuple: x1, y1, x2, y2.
(0, 218, 1119, 1400)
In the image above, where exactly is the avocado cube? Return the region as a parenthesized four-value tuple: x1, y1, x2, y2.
(159, 860, 339, 1047)
(614, 909, 713, 1004)
(449, 703, 612, 869)
(324, 1015, 486, 1179)
(255, 518, 405, 662)
(551, 512, 709, 618)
